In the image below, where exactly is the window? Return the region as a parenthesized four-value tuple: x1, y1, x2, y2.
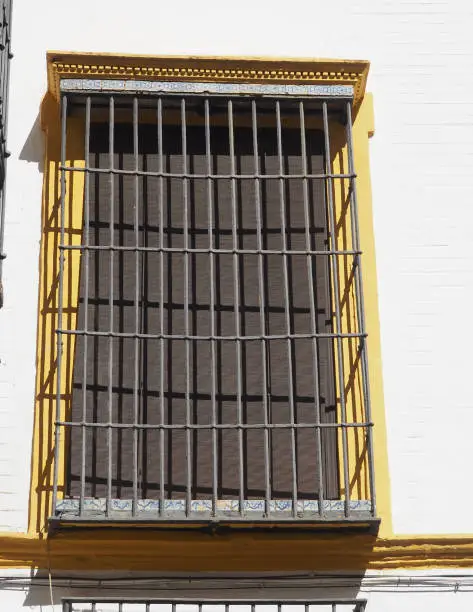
(63, 600, 367, 612)
(36, 54, 380, 530)
(0, 0, 12, 308)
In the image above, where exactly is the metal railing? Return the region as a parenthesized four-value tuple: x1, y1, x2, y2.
(50, 82, 376, 526)
(63, 599, 367, 612)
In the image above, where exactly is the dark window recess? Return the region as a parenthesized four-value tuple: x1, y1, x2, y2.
(0, 0, 13, 308)
(53, 92, 376, 523)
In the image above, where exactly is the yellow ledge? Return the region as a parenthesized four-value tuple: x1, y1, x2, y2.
(1, 533, 473, 570)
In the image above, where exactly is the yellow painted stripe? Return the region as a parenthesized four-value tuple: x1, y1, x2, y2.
(1, 532, 473, 570)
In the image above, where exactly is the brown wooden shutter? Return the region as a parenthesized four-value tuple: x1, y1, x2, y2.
(68, 113, 339, 502)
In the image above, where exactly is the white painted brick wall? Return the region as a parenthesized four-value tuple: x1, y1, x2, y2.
(0, 0, 471, 533)
(2, 569, 473, 611)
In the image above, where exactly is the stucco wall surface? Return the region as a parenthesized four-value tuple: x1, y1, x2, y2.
(1, 569, 473, 612)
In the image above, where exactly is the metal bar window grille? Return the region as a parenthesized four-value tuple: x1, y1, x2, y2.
(0, 0, 12, 306)
(63, 599, 367, 612)
(52, 87, 376, 524)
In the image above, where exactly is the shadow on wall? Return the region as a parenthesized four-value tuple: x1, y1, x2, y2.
(28, 96, 63, 534)
(23, 570, 365, 608)
(19, 113, 44, 172)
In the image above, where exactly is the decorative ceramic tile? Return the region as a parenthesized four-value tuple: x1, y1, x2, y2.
(55, 498, 78, 511)
(56, 497, 372, 516)
(60, 78, 354, 99)
(216, 499, 239, 512)
(191, 500, 212, 512)
(110, 499, 130, 511)
(137, 499, 160, 512)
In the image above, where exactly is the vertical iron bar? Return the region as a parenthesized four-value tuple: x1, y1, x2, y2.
(181, 98, 192, 516)
(158, 98, 165, 515)
(0, 176, 6, 279)
(323, 101, 350, 518)
(0, 4, 6, 176)
(205, 98, 218, 517)
(79, 96, 91, 516)
(299, 101, 324, 514)
(132, 96, 140, 516)
(0, 0, 11, 285)
(251, 99, 271, 516)
(228, 99, 245, 514)
(345, 101, 376, 516)
(0, 6, 5, 147)
(275, 100, 298, 517)
(52, 94, 68, 516)
(107, 95, 115, 517)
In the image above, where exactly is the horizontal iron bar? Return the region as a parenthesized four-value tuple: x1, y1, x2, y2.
(51, 515, 378, 534)
(56, 329, 367, 340)
(55, 515, 374, 523)
(60, 245, 362, 256)
(59, 166, 356, 181)
(56, 421, 374, 429)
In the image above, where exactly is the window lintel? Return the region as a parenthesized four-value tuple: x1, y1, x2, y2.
(46, 51, 369, 106)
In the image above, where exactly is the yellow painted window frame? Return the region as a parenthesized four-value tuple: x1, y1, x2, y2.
(29, 52, 392, 537)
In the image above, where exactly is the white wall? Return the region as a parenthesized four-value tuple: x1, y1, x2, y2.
(0, 0, 472, 534)
(2, 569, 473, 612)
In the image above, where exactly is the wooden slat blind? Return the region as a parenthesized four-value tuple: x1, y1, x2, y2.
(67, 106, 339, 503)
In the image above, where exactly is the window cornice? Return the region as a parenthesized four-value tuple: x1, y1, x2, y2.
(46, 51, 370, 106)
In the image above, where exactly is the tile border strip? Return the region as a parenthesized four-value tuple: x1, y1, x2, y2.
(60, 78, 354, 98)
(55, 498, 371, 515)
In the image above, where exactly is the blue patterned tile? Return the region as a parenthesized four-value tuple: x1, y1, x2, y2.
(56, 499, 78, 511)
(60, 79, 354, 100)
(56, 497, 372, 517)
(217, 499, 239, 512)
(137, 499, 160, 512)
(110, 499, 132, 512)
(191, 500, 212, 512)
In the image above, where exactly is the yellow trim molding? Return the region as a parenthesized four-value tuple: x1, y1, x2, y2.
(46, 51, 370, 106)
(1, 532, 473, 570)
